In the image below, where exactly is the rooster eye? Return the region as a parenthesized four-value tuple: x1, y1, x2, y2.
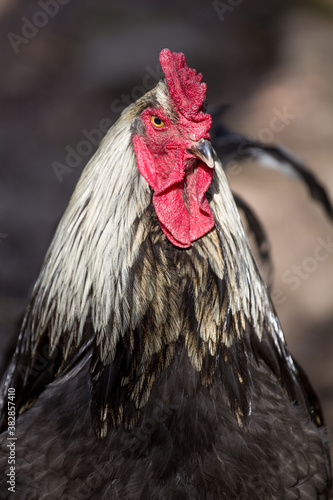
(151, 116, 165, 128)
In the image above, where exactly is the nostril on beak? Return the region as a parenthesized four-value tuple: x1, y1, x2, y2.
(187, 139, 215, 169)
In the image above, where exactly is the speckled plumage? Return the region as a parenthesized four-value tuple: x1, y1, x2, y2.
(1, 348, 330, 499)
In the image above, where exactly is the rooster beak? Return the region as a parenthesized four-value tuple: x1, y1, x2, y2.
(187, 138, 215, 169)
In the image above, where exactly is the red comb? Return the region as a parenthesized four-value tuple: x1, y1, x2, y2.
(159, 49, 207, 122)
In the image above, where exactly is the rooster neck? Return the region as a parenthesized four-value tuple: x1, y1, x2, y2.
(89, 199, 295, 436)
(88, 159, 304, 437)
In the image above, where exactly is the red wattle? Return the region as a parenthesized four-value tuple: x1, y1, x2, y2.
(132, 135, 214, 248)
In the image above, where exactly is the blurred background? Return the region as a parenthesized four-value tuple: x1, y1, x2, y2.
(0, 0, 332, 457)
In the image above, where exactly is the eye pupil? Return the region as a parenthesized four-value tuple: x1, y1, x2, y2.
(154, 117, 161, 125)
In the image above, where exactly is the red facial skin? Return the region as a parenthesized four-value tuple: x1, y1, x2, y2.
(132, 106, 215, 248)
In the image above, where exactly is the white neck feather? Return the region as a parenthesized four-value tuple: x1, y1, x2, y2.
(31, 112, 151, 353)
(208, 159, 287, 352)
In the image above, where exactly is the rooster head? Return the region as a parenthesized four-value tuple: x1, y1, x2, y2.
(132, 49, 215, 248)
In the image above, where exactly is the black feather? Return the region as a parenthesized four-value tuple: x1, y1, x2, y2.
(210, 106, 333, 221)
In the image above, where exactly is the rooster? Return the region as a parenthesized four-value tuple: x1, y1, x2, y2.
(0, 49, 332, 499)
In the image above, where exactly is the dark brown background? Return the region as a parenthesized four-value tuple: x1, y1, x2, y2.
(0, 0, 332, 458)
